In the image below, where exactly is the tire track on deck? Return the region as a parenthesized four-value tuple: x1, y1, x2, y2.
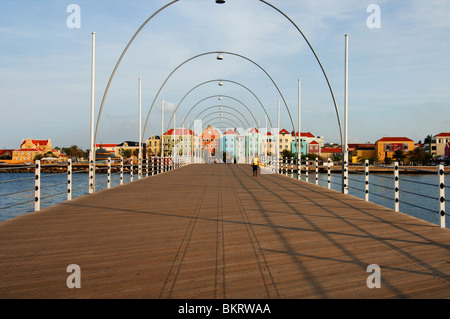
(214, 172, 226, 298)
(231, 171, 280, 299)
(158, 169, 211, 299)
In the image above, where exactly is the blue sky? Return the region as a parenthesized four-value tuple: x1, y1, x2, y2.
(1, 0, 449, 150)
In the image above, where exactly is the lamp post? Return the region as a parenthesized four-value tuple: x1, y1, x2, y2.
(89, 32, 96, 194)
(343, 34, 349, 194)
(298, 78, 301, 180)
(138, 77, 142, 179)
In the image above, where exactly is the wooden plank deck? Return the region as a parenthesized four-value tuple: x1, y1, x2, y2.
(0, 164, 449, 299)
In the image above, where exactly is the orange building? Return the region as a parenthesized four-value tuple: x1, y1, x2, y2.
(202, 125, 220, 157)
(375, 137, 414, 163)
(11, 139, 60, 164)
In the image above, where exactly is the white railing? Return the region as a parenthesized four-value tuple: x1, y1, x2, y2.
(259, 157, 447, 229)
(0, 156, 188, 217)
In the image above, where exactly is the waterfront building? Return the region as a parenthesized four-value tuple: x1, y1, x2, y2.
(349, 143, 376, 163)
(375, 137, 415, 163)
(222, 129, 237, 163)
(246, 127, 261, 159)
(163, 128, 196, 157)
(115, 141, 145, 160)
(11, 139, 60, 164)
(146, 135, 161, 157)
(95, 143, 119, 154)
(278, 129, 291, 156)
(291, 132, 322, 156)
(321, 147, 342, 160)
(432, 132, 450, 158)
(202, 126, 221, 159)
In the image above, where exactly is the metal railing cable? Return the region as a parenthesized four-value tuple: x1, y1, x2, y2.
(278, 157, 446, 228)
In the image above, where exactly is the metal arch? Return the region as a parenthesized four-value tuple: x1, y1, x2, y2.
(191, 105, 252, 129)
(203, 120, 238, 130)
(200, 112, 246, 130)
(179, 95, 262, 132)
(259, 0, 343, 144)
(143, 51, 294, 143)
(94, 0, 342, 157)
(163, 79, 273, 134)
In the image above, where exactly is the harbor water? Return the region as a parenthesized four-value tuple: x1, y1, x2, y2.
(0, 169, 449, 228)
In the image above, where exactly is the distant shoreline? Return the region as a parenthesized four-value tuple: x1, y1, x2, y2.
(1, 163, 448, 174)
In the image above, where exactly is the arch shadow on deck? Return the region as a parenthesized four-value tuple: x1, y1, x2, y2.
(0, 164, 449, 298)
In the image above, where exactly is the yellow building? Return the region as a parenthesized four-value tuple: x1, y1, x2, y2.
(278, 129, 291, 155)
(349, 143, 376, 163)
(375, 137, 414, 163)
(146, 135, 161, 157)
(12, 139, 59, 164)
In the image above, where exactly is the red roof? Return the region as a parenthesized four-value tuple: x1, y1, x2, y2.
(321, 147, 342, 153)
(96, 143, 119, 148)
(21, 139, 50, 147)
(248, 128, 259, 133)
(223, 129, 237, 135)
(376, 137, 413, 142)
(434, 132, 450, 137)
(164, 128, 195, 136)
(14, 148, 44, 152)
(279, 129, 290, 135)
(293, 131, 315, 138)
(309, 141, 319, 145)
(265, 132, 272, 136)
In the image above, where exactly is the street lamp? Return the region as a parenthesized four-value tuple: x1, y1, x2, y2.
(217, 53, 224, 60)
(219, 81, 224, 86)
(215, 0, 226, 4)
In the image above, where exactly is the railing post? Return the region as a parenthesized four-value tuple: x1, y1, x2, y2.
(138, 157, 142, 180)
(343, 158, 349, 195)
(305, 157, 309, 182)
(364, 160, 369, 201)
(67, 159, 72, 201)
(107, 157, 111, 188)
(89, 157, 95, 194)
(130, 158, 134, 182)
(290, 157, 294, 177)
(34, 160, 41, 211)
(327, 158, 331, 189)
(146, 155, 149, 178)
(152, 157, 155, 176)
(394, 161, 399, 212)
(438, 164, 445, 228)
(120, 158, 124, 185)
(315, 157, 319, 185)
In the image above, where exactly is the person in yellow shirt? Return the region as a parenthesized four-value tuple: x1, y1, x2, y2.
(252, 156, 259, 177)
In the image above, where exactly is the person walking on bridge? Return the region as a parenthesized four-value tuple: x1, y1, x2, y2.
(252, 156, 260, 177)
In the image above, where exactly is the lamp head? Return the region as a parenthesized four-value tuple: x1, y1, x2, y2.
(217, 53, 224, 60)
(215, 0, 226, 4)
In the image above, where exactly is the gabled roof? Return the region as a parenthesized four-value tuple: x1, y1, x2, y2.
(95, 143, 119, 148)
(279, 129, 290, 135)
(164, 128, 195, 136)
(248, 128, 259, 134)
(21, 139, 50, 147)
(223, 129, 237, 135)
(309, 140, 319, 145)
(321, 147, 342, 153)
(434, 132, 450, 137)
(376, 137, 413, 142)
(293, 132, 315, 138)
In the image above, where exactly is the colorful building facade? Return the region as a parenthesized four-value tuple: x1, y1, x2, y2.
(375, 137, 414, 163)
